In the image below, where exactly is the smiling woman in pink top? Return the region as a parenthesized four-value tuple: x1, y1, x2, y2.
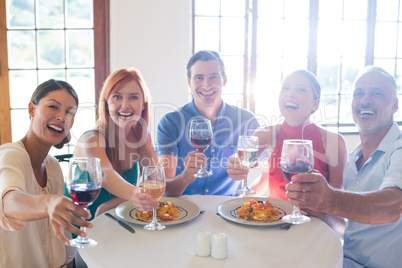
(227, 70, 347, 213)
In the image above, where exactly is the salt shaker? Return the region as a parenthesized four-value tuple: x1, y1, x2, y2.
(196, 231, 211, 257)
(211, 233, 228, 259)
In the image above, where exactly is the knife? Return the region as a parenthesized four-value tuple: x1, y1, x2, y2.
(280, 223, 291, 230)
(105, 213, 135, 233)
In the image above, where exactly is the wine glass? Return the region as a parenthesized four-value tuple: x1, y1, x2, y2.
(66, 157, 102, 248)
(235, 136, 258, 195)
(280, 139, 313, 224)
(190, 119, 213, 177)
(142, 166, 166, 231)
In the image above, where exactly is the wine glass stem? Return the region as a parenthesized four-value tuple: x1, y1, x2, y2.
(293, 205, 302, 216)
(199, 163, 205, 172)
(75, 217, 90, 243)
(242, 174, 248, 188)
(152, 208, 158, 225)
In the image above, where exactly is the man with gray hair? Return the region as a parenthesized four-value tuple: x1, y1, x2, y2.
(286, 66, 402, 267)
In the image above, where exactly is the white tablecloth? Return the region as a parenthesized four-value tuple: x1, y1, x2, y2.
(79, 195, 343, 268)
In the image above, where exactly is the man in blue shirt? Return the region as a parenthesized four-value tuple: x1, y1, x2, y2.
(286, 66, 402, 267)
(157, 50, 259, 196)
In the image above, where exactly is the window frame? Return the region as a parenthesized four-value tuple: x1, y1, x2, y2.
(0, 0, 110, 145)
(192, 0, 402, 133)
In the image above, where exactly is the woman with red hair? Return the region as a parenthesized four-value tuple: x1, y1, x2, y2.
(73, 68, 159, 218)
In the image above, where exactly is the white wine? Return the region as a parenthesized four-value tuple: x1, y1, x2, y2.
(237, 148, 258, 168)
(143, 181, 165, 200)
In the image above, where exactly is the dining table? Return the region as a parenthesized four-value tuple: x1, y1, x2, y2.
(78, 195, 343, 268)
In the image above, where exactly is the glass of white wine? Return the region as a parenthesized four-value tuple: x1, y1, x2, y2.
(142, 166, 166, 231)
(235, 136, 258, 196)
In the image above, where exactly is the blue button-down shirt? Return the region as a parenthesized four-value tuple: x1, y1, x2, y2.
(343, 123, 402, 268)
(156, 99, 260, 196)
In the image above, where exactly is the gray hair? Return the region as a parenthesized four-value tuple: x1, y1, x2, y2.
(356, 66, 397, 97)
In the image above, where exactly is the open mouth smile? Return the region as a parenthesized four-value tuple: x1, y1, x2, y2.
(48, 124, 64, 134)
(359, 110, 375, 115)
(284, 101, 299, 110)
(199, 91, 216, 97)
(356, 106, 377, 118)
(118, 112, 134, 118)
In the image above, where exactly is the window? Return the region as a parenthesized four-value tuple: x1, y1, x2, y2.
(193, 0, 247, 108)
(0, 0, 109, 154)
(193, 0, 402, 132)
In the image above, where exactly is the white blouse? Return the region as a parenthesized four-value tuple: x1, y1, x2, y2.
(0, 141, 74, 267)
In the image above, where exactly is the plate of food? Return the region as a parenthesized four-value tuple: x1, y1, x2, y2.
(217, 197, 293, 226)
(115, 197, 200, 226)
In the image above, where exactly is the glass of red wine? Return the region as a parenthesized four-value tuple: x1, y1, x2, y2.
(280, 139, 313, 224)
(190, 119, 213, 177)
(66, 157, 102, 247)
(235, 136, 258, 196)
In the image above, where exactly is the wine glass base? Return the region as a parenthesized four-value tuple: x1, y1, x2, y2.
(69, 238, 98, 248)
(281, 214, 310, 225)
(143, 218, 166, 231)
(143, 223, 166, 231)
(194, 170, 213, 178)
(235, 187, 256, 196)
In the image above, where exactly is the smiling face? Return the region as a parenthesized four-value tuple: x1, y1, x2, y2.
(352, 71, 398, 136)
(188, 60, 226, 115)
(278, 73, 320, 126)
(29, 89, 77, 147)
(107, 80, 145, 130)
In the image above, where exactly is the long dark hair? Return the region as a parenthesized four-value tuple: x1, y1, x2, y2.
(31, 79, 79, 149)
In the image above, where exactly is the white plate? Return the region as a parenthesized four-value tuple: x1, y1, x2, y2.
(115, 197, 200, 226)
(217, 197, 293, 226)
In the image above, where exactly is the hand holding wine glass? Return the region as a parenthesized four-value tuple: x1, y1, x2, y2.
(142, 166, 166, 231)
(235, 136, 258, 195)
(190, 119, 213, 178)
(66, 157, 102, 247)
(280, 139, 313, 224)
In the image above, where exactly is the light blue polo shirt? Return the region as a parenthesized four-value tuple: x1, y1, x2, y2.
(343, 123, 402, 268)
(156, 99, 260, 196)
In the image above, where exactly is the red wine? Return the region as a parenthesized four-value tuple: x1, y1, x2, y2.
(191, 135, 212, 153)
(281, 161, 313, 182)
(69, 183, 102, 207)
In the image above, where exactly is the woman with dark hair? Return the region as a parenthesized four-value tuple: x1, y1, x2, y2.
(227, 70, 347, 200)
(73, 67, 159, 218)
(0, 79, 92, 267)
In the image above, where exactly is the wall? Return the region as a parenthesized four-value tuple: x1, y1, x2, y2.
(109, 0, 361, 151)
(110, 0, 191, 140)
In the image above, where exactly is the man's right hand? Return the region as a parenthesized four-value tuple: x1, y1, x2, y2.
(183, 151, 207, 178)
